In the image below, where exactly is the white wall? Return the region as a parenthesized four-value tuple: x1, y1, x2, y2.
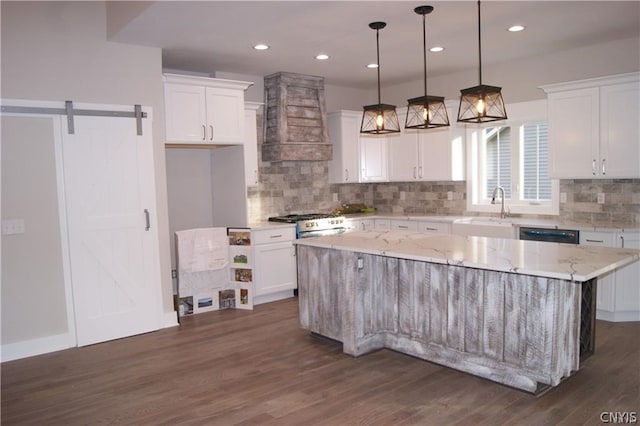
(383, 36, 640, 108)
(0, 2, 174, 348)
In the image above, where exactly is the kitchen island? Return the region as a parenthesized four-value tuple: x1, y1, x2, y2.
(295, 230, 640, 394)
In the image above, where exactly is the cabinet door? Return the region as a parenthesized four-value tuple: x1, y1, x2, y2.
(387, 130, 419, 181)
(548, 88, 599, 178)
(390, 220, 418, 232)
(254, 242, 297, 296)
(419, 127, 453, 181)
(360, 135, 388, 182)
(418, 221, 450, 234)
(328, 111, 360, 183)
(600, 82, 640, 178)
(615, 232, 640, 313)
(205, 87, 245, 144)
(244, 107, 259, 187)
(164, 83, 207, 143)
(580, 231, 615, 312)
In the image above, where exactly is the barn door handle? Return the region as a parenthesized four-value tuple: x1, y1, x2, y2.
(144, 209, 150, 231)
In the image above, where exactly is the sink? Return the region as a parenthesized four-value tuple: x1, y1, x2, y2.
(451, 218, 517, 239)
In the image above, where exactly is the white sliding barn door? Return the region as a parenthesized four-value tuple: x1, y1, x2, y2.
(61, 110, 161, 346)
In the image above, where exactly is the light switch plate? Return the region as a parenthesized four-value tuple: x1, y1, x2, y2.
(597, 193, 605, 204)
(2, 219, 25, 235)
(560, 192, 567, 203)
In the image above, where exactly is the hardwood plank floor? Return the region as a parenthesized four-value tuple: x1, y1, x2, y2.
(2, 298, 638, 425)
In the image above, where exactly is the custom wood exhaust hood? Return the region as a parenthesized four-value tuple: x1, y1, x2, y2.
(262, 72, 332, 161)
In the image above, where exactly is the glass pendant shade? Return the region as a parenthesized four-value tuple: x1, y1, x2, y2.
(405, 5, 449, 129)
(361, 103, 401, 134)
(457, 0, 507, 123)
(361, 21, 400, 135)
(457, 84, 507, 123)
(406, 95, 449, 128)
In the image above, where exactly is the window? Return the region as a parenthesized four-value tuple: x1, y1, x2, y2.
(467, 100, 559, 216)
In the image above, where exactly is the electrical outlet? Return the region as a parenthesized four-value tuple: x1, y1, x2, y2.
(400, 191, 406, 201)
(560, 192, 567, 203)
(447, 191, 453, 201)
(171, 269, 177, 279)
(332, 193, 339, 202)
(597, 193, 605, 204)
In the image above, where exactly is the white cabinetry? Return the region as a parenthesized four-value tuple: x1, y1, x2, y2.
(542, 73, 640, 179)
(580, 230, 640, 321)
(417, 220, 451, 234)
(387, 105, 465, 182)
(163, 73, 252, 145)
(360, 135, 388, 182)
(252, 227, 297, 304)
(327, 110, 388, 183)
(344, 218, 374, 233)
(390, 220, 418, 232)
(327, 111, 360, 183)
(243, 102, 261, 187)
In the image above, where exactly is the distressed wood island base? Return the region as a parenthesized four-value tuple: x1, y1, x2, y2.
(295, 231, 640, 394)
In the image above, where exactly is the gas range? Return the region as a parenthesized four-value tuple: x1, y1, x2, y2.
(268, 213, 347, 238)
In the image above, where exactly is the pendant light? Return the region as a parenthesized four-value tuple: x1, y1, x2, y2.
(457, 0, 507, 123)
(360, 21, 401, 134)
(405, 5, 449, 129)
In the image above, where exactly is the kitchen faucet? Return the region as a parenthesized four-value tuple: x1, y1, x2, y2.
(491, 186, 507, 219)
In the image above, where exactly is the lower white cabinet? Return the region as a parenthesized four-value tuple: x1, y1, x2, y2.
(418, 221, 451, 234)
(252, 227, 297, 304)
(580, 230, 640, 321)
(374, 219, 391, 230)
(344, 218, 374, 233)
(390, 220, 418, 232)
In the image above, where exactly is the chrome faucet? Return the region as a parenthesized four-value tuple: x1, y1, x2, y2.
(491, 186, 507, 219)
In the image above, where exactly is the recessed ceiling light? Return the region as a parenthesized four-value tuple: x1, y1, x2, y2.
(254, 44, 270, 50)
(429, 46, 444, 53)
(508, 25, 525, 32)
(367, 63, 378, 69)
(315, 54, 329, 60)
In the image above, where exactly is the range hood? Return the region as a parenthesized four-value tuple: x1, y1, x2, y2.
(262, 72, 332, 161)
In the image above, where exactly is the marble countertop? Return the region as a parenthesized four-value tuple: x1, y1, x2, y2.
(295, 230, 640, 282)
(341, 213, 640, 232)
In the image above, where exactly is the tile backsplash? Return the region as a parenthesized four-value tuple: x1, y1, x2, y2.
(247, 114, 639, 227)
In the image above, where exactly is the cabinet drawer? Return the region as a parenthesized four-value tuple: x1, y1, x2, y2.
(579, 231, 614, 247)
(418, 221, 451, 234)
(252, 227, 296, 245)
(374, 219, 391, 230)
(391, 220, 418, 232)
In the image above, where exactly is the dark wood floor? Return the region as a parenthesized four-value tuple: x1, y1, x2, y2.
(2, 297, 639, 425)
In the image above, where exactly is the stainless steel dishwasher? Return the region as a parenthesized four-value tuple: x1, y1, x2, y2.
(519, 226, 579, 244)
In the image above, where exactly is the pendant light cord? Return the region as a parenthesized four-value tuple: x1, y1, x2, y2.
(477, 0, 483, 85)
(376, 28, 382, 105)
(422, 12, 428, 100)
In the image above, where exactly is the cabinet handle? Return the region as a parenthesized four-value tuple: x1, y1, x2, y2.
(413, 167, 417, 179)
(254, 170, 258, 185)
(345, 169, 349, 181)
(621, 235, 625, 248)
(209, 125, 214, 141)
(585, 239, 604, 243)
(592, 159, 596, 175)
(202, 125, 206, 141)
(398, 225, 409, 229)
(270, 234, 282, 239)
(144, 209, 150, 231)
(418, 166, 423, 179)
(602, 158, 606, 175)
(425, 227, 438, 231)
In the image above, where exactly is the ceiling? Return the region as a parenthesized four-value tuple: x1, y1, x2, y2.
(109, 1, 640, 90)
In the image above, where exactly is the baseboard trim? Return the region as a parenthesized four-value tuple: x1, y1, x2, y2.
(596, 309, 640, 322)
(162, 310, 179, 328)
(1, 332, 75, 362)
(254, 290, 296, 306)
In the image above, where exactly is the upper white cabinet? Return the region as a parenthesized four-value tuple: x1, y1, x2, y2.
(387, 105, 465, 182)
(327, 110, 388, 183)
(542, 73, 639, 179)
(244, 102, 261, 187)
(327, 111, 360, 183)
(163, 73, 252, 145)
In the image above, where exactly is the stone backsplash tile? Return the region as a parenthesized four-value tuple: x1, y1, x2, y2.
(247, 115, 639, 226)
